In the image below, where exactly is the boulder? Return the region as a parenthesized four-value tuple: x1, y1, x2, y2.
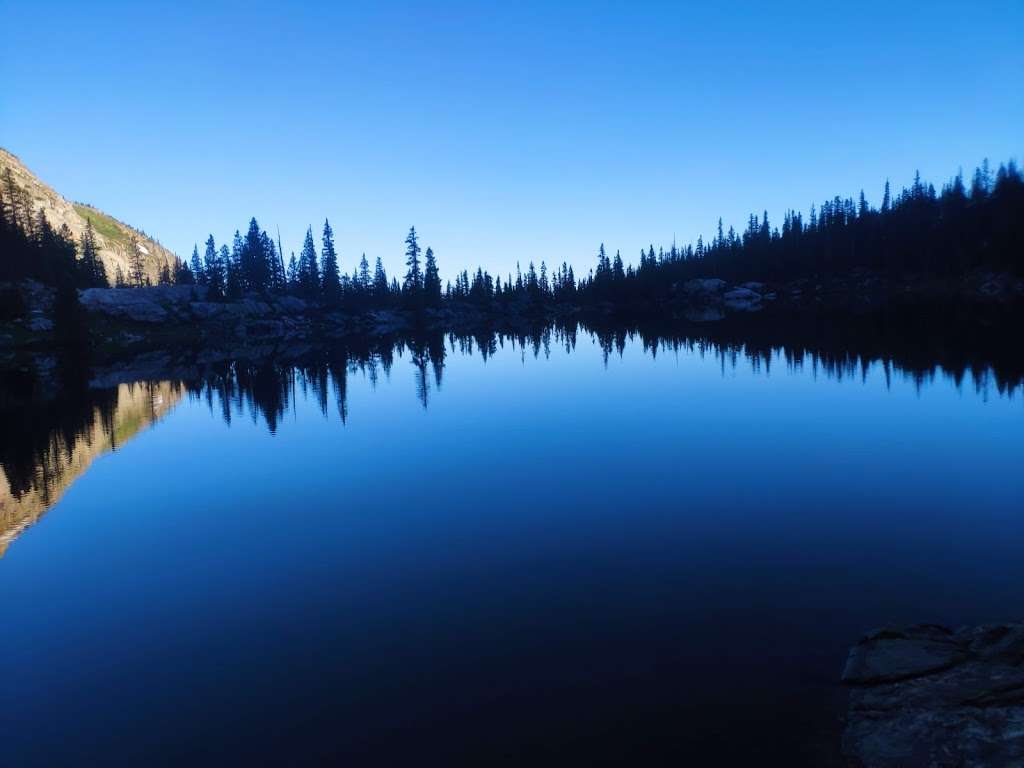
(80, 288, 171, 323)
(241, 298, 272, 315)
(843, 621, 1024, 767)
(273, 295, 307, 314)
(722, 287, 763, 311)
(842, 625, 965, 684)
(189, 302, 227, 320)
(144, 284, 208, 304)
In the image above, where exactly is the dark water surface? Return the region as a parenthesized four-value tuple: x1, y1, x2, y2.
(2, 322, 1021, 765)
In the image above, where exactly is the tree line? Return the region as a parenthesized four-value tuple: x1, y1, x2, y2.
(172, 158, 1024, 312)
(3, 159, 1022, 319)
(575, 158, 1024, 306)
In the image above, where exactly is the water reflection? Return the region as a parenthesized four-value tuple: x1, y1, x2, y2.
(0, 376, 182, 557)
(1, 310, 1019, 557)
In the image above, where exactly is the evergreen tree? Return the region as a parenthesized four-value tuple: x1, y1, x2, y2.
(320, 219, 342, 303)
(204, 235, 224, 296)
(423, 246, 441, 306)
(298, 227, 320, 300)
(78, 220, 108, 287)
(241, 217, 270, 292)
(287, 253, 299, 291)
(225, 231, 244, 299)
(402, 226, 423, 299)
(126, 234, 145, 287)
(358, 253, 371, 293)
(612, 251, 625, 281)
(373, 256, 389, 298)
(260, 230, 283, 292)
(190, 244, 206, 285)
(174, 255, 194, 285)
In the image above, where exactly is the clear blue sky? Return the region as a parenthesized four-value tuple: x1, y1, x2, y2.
(2, 1, 1021, 279)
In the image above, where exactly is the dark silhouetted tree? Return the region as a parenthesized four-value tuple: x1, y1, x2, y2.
(423, 246, 441, 306)
(320, 219, 341, 304)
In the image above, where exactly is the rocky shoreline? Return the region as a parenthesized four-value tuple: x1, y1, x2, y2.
(842, 622, 1024, 767)
(2, 269, 1021, 356)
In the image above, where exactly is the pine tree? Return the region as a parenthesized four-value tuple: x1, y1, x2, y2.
(299, 227, 320, 300)
(78, 220, 107, 287)
(287, 253, 299, 291)
(373, 256, 388, 298)
(241, 217, 270, 292)
(191, 244, 206, 285)
(423, 246, 441, 306)
(174, 255, 194, 285)
(320, 219, 341, 303)
(226, 231, 244, 299)
(260, 230, 282, 292)
(612, 251, 625, 281)
(402, 226, 423, 299)
(126, 234, 145, 287)
(358, 253, 371, 293)
(204, 235, 224, 296)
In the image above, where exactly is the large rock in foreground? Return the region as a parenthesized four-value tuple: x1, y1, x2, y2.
(842, 622, 1024, 767)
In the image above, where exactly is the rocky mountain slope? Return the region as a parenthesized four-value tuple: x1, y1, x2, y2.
(0, 147, 178, 284)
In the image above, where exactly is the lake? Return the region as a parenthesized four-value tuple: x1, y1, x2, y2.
(2, 319, 1022, 765)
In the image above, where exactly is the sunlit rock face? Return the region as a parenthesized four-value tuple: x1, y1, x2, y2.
(0, 380, 183, 557)
(0, 147, 178, 284)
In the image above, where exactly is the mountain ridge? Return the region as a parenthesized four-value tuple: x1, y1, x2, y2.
(0, 147, 177, 284)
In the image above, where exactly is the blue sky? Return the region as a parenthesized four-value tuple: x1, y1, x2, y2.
(2, 1, 1021, 279)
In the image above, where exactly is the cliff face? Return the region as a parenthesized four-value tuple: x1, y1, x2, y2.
(0, 380, 183, 558)
(0, 147, 178, 284)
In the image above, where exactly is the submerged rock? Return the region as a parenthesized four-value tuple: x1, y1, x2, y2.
(842, 621, 1024, 767)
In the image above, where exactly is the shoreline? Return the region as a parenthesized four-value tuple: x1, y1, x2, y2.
(2, 269, 1021, 359)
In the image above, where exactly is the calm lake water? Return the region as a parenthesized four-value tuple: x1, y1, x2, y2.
(2, 321, 1022, 765)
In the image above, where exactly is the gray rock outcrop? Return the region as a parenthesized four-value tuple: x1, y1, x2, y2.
(78, 286, 310, 328)
(722, 286, 763, 311)
(842, 622, 1024, 767)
